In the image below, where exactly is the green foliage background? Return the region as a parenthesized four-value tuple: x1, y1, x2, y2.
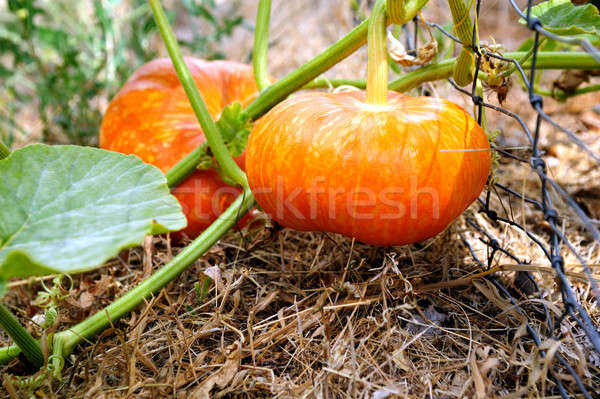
(0, 0, 244, 147)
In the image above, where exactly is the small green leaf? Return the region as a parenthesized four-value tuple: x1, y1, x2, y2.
(0, 279, 5, 298)
(36, 26, 68, 49)
(216, 102, 252, 157)
(522, 0, 600, 37)
(0, 144, 187, 285)
(197, 102, 252, 173)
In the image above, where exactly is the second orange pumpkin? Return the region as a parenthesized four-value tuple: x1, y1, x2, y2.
(100, 57, 259, 238)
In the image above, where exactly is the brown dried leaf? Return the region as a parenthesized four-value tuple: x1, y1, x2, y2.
(188, 342, 242, 399)
(252, 289, 280, 314)
(388, 31, 437, 67)
(78, 291, 95, 309)
(89, 274, 113, 297)
(142, 235, 154, 278)
(470, 351, 486, 399)
(203, 266, 223, 291)
(472, 279, 522, 321)
(553, 70, 590, 95)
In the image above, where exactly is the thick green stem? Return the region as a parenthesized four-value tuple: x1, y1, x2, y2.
(304, 77, 367, 89)
(148, 0, 247, 188)
(454, 51, 475, 86)
(0, 140, 10, 160)
(387, 0, 429, 24)
(449, 0, 476, 86)
(504, 38, 545, 79)
(0, 303, 43, 367)
(253, 0, 272, 91)
(51, 188, 255, 370)
(366, 0, 389, 105)
(244, 18, 371, 119)
(165, 143, 208, 188)
(537, 83, 600, 101)
(305, 52, 599, 93)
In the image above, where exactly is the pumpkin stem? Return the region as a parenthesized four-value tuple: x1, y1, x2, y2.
(253, 0, 272, 91)
(366, 0, 430, 105)
(366, 0, 389, 106)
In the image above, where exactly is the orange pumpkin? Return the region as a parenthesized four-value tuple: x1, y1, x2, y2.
(100, 57, 259, 238)
(246, 91, 491, 246)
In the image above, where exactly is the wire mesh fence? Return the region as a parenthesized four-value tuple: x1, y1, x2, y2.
(405, 1, 600, 397)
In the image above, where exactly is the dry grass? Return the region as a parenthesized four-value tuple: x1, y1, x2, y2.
(2, 0, 600, 398)
(2, 210, 599, 398)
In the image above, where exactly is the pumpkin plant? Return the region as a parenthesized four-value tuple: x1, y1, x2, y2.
(100, 57, 259, 238)
(1, 0, 598, 389)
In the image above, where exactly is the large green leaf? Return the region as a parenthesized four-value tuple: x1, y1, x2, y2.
(523, 0, 600, 37)
(0, 144, 186, 283)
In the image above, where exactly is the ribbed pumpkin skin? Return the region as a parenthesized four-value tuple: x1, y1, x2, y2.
(100, 57, 258, 238)
(246, 91, 491, 246)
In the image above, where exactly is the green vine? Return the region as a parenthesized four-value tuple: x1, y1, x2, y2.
(0, 304, 44, 367)
(534, 83, 600, 101)
(305, 52, 600, 93)
(148, 0, 247, 188)
(49, 188, 255, 378)
(449, 0, 476, 86)
(253, 0, 272, 91)
(243, 18, 371, 120)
